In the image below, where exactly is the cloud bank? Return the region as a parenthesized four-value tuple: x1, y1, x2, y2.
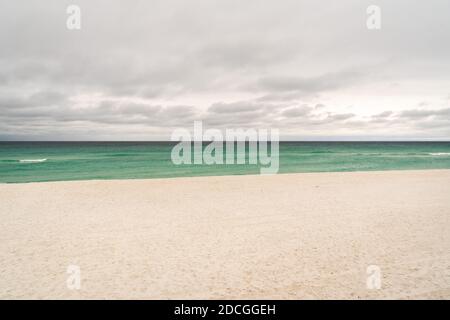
(0, 0, 449, 140)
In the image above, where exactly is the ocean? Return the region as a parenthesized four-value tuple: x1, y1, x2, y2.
(1, 141, 450, 183)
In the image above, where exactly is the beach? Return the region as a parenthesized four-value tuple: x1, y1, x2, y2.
(1, 170, 449, 299)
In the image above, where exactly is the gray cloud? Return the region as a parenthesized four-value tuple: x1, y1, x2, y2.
(281, 105, 312, 117)
(399, 108, 450, 120)
(254, 71, 363, 96)
(327, 113, 355, 121)
(0, 0, 449, 140)
(373, 111, 393, 119)
(208, 101, 267, 114)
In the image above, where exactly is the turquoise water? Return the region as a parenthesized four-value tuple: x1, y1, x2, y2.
(1, 142, 450, 183)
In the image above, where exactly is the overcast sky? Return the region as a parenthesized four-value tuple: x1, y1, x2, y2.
(0, 0, 449, 140)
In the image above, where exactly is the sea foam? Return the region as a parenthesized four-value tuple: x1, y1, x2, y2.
(429, 153, 450, 156)
(19, 159, 47, 163)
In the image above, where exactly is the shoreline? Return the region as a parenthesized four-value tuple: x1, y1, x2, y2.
(1, 169, 449, 299)
(2, 168, 450, 185)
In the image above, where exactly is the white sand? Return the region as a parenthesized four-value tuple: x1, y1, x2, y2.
(1, 170, 449, 299)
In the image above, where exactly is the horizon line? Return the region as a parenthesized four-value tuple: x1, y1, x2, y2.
(1, 140, 450, 143)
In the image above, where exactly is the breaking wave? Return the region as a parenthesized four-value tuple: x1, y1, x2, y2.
(429, 153, 450, 156)
(19, 159, 47, 163)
